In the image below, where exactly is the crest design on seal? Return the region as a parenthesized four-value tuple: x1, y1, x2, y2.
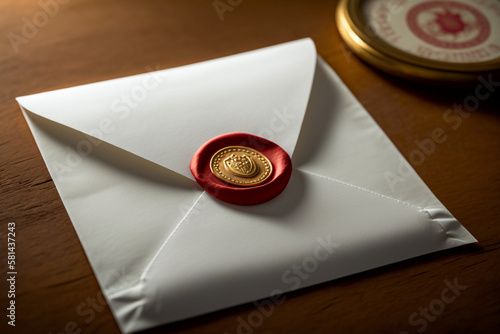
(224, 154, 259, 177)
(407, 1, 491, 49)
(210, 146, 273, 187)
(435, 9, 466, 35)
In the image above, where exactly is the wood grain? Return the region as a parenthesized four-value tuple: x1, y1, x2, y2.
(1, 1, 499, 333)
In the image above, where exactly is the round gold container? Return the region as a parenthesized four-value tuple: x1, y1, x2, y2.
(335, 0, 500, 84)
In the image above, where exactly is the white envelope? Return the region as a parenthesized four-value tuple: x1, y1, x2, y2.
(16, 38, 476, 333)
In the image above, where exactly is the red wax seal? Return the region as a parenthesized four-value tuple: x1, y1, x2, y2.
(190, 133, 292, 205)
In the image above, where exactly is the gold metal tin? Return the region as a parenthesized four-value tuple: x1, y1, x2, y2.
(336, 0, 500, 84)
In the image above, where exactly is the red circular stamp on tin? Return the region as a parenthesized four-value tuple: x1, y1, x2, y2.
(190, 133, 292, 206)
(407, 1, 491, 49)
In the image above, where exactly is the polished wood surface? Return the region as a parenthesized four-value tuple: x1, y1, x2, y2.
(1, 1, 499, 333)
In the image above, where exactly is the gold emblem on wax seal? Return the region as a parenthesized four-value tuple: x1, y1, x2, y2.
(210, 146, 273, 187)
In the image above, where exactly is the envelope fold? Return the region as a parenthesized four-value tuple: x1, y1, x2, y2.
(107, 283, 147, 334)
(423, 207, 477, 244)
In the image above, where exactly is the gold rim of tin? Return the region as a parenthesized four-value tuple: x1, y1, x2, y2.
(335, 0, 500, 83)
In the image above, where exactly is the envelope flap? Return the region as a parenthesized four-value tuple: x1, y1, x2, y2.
(17, 39, 317, 180)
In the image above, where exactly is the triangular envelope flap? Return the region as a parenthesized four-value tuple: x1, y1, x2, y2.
(123, 170, 462, 331)
(16, 38, 317, 180)
(21, 110, 201, 299)
(294, 59, 474, 243)
(295, 58, 454, 209)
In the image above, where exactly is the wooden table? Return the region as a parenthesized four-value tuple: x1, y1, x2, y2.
(1, 1, 499, 333)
